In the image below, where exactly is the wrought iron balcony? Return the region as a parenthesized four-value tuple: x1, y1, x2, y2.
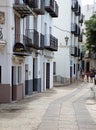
(79, 52, 85, 60)
(13, 34, 31, 56)
(79, 14, 83, 23)
(71, 46, 77, 57)
(75, 5, 81, 16)
(71, 23, 80, 37)
(75, 26, 80, 36)
(40, 33, 45, 50)
(45, 34, 58, 51)
(54, 1, 59, 17)
(71, 0, 78, 12)
(33, 0, 45, 15)
(25, 29, 40, 49)
(77, 48, 80, 57)
(78, 35, 82, 42)
(45, 0, 59, 17)
(26, 0, 38, 8)
(71, 23, 77, 34)
(13, 0, 33, 18)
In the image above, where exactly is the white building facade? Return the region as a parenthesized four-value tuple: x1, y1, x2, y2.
(0, 0, 59, 103)
(53, 0, 83, 84)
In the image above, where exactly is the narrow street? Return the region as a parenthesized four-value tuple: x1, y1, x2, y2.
(0, 82, 96, 130)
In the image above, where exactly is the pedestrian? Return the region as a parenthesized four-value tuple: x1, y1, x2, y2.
(79, 67, 82, 80)
(81, 71, 85, 81)
(90, 69, 94, 83)
(86, 71, 90, 82)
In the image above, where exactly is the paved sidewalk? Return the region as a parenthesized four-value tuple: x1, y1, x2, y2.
(0, 82, 96, 130)
(38, 82, 96, 130)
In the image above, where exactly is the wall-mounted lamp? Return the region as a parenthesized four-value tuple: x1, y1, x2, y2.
(65, 36, 69, 46)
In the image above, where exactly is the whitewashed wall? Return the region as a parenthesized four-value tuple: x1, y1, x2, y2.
(53, 0, 71, 79)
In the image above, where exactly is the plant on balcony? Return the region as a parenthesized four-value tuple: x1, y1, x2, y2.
(85, 14, 96, 52)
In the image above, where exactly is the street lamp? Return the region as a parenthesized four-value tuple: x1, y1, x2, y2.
(65, 36, 69, 46)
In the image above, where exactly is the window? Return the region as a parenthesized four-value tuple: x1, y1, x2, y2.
(12, 66, 16, 85)
(34, 16, 37, 30)
(74, 64, 75, 74)
(0, 66, 1, 83)
(49, 26, 52, 34)
(53, 62, 56, 75)
(18, 66, 22, 83)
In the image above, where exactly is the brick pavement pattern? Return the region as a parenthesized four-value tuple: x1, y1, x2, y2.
(0, 82, 96, 130)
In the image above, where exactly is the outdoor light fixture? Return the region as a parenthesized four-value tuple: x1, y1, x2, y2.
(65, 36, 69, 46)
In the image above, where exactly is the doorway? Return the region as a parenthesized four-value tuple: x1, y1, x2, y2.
(86, 61, 90, 72)
(25, 64, 28, 95)
(11, 66, 16, 101)
(46, 63, 50, 89)
(33, 58, 37, 91)
(70, 66, 72, 83)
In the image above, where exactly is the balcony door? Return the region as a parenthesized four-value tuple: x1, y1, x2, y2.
(15, 14, 20, 42)
(44, 23, 47, 46)
(33, 16, 37, 30)
(15, 0, 19, 4)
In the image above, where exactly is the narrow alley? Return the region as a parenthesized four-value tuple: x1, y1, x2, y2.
(0, 82, 96, 130)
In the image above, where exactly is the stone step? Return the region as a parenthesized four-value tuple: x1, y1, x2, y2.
(53, 82, 65, 87)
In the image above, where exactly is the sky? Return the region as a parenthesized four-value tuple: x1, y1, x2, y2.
(82, 0, 94, 6)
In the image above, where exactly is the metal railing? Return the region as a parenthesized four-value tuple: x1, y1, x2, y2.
(25, 29, 39, 48)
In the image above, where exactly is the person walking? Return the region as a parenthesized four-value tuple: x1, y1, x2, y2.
(86, 71, 90, 82)
(81, 71, 85, 81)
(90, 69, 94, 83)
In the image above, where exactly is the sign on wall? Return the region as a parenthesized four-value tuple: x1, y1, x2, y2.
(0, 12, 5, 24)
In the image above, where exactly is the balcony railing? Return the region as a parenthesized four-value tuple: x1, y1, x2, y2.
(24, 0, 38, 8)
(33, 0, 45, 15)
(71, 23, 80, 36)
(75, 26, 80, 36)
(71, 23, 77, 34)
(13, 34, 31, 56)
(13, 0, 33, 18)
(71, 46, 77, 57)
(25, 29, 40, 49)
(77, 48, 80, 57)
(79, 14, 83, 23)
(45, 0, 59, 17)
(78, 35, 82, 42)
(45, 34, 58, 51)
(71, 0, 78, 12)
(40, 33, 45, 49)
(75, 5, 81, 16)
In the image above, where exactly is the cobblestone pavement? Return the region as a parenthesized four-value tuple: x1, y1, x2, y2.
(0, 82, 96, 130)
